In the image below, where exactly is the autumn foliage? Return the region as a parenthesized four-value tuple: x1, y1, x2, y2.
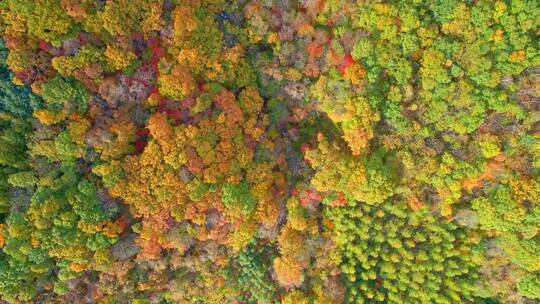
(0, 0, 539, 303)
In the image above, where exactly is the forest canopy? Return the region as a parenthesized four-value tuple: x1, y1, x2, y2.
(0, 0, 539, 303)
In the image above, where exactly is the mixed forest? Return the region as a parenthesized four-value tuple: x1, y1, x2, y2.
(0, 0, 539, 303)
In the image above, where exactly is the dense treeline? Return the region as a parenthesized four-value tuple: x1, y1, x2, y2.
(0, 0, 538, 303)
